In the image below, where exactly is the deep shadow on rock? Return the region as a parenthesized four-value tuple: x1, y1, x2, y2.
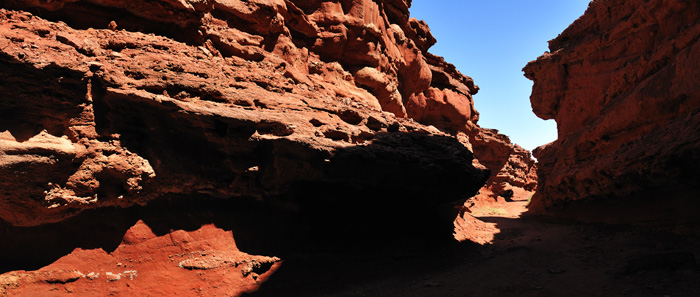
(0, 185, 482, 296)
(0, 131, 487, 277)
(0, 3, 532, 227)
(0, 1, 528, 295)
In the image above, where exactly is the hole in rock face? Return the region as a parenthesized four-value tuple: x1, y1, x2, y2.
(387, 122, 401, 132)
(309, 118, 325, 127)
(365, 116, 387, 131)
(0, 59, 88, 141)
(0, 109, 46, 142)
(253, 99, 268, 109)
(322, 129, 349, 141)
(95, 168, 127, 201)
(337, 109, 364, 125)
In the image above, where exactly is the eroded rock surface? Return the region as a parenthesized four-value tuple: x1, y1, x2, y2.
(524, 0, 700, 221)
(0, 3, 495, 226)
(0, 220, 281, 296)
(468, 128, 537, 203)
(0, 0, 536, 295)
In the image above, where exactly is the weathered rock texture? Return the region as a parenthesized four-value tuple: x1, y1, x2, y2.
(0, 220, 281, 296)
(524, 0, 700, 220)
(467, 129, 537, 203)
(0, 0, 535, 294)
(0, 1, 492, 227)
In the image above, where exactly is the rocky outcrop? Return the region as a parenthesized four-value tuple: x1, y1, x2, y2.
(0, 0, 535, 294)
(469, 128, 537, 202)
(0, 220, 281, 296)
(0, 2, 492, 227)
(524, 0, 700, 220)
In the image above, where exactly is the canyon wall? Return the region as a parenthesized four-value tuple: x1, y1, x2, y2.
(525, 0, 700, 223)
(0, 0, 534, 295)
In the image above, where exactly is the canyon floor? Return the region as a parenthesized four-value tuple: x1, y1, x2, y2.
(251, 196, 700, 297)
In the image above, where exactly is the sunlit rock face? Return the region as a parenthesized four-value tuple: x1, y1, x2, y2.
(525, 0, 700, 221)
(0, 0, 536, 295)
(0, 220, 282, 297)
(0, 0, 496, 226)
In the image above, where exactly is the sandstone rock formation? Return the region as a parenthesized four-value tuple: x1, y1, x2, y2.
(0, 0, 536, 294)
(524, 0, 700, 222)
(1, 220, 281, 296)
(468, 128, 537, 202)
(0, 2, 492, 227)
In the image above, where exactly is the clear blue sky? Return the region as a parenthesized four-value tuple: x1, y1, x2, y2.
(409, 1, 591, 151)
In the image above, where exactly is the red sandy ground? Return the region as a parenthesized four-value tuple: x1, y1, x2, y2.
(252, 195, 700, 297)
(3, 196, 699, 296)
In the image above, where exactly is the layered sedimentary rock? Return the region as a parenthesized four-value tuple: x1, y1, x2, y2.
(0, 0, 534, 226)
(468, 128, 537, 202)
(524, 0, 700, 218)
(0, 1, 494, 227)
(0, 0, 535, 294)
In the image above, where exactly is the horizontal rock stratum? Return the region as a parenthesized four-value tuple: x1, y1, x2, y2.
(525, 0, 700, 224)
(0, 0, 534, 227)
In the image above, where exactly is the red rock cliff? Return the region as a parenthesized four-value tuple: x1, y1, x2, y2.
(524, 0, 700, 222)
(0, 0, 535, 295)
(0, 0, 493, 226)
